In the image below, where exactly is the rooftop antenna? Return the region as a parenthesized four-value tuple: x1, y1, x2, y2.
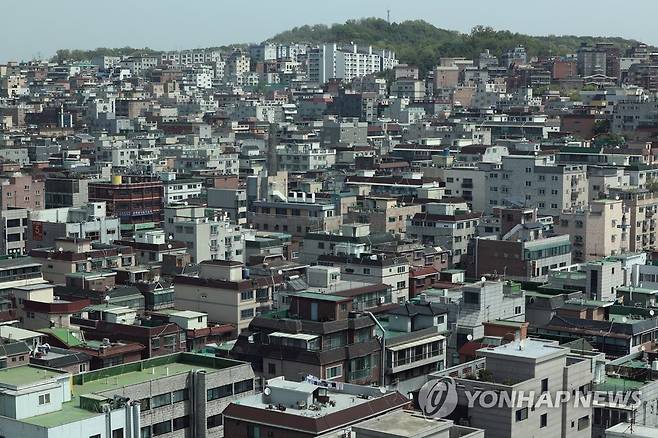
(387, 9, 391, 24)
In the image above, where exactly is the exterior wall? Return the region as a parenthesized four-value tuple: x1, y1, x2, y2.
(174, 283, 262, 333)
(556, 199, 624, 262)
(0, 175, 45, 210)
(0, 208, 28, 256)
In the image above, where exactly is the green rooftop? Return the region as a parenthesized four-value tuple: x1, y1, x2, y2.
(21, 353, 246, 428)
(0, 366, 66, 388)
(39, 327, 84, 347)
(595, 376, 647, 393)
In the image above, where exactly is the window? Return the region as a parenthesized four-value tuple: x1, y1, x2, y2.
(248, 424, 261, 438)
(363, 268, 371, 274)
(173, 415, 189, 431)
(207, 384, 233, 401)
(140, 398, 150, 411)
(516, 407, 528, 422)
(151, 393, 171, 408)
(540, 413, 547, 428)
(578, 415, 590, 430)
(207, 414, 223, 429)
(240, 290, 254, 301)
(173, 389, 188, 403)
(152, 421, 172, 436)
(38, 393, 51, 405)
(327, 365, 342, 379)
(396, 281, 406, 289)
(151, 338, 160, 350)
(234, 379, 253, 394)
(541, 378, 548, 393)
(240, 308, 254, 320)
(112, 429, 124, 438)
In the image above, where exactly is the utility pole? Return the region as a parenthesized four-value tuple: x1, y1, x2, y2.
(387, 9, 391, 24)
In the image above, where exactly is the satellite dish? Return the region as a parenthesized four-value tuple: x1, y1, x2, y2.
(277, 270, 283, 276)
(467, 334, 473, 341)
(104, 295, 111, 303)
(264, 387, 271, 396)
(379, 387, 386, 394)
(480, 276, 486, 283)
(58, 247, 64, 252)
(622, 317, 628, 323)
(167, 244, 172, 249)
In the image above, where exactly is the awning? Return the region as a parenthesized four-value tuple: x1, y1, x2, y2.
(388, 334, 445, 351)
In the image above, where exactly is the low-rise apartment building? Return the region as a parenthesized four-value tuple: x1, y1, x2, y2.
(174, 260, 282, 333)
(431, 339, 593, 438)
(0, 353, 254, 438)
(249, 195, 342, 238)
(27, 202, 121, 250)
(318, 253, 410, 303)
(556, 199, 625, 262)
(407, 201, 481, 266)
(164, 205, 246, 263)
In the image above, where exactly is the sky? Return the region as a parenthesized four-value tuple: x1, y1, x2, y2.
(2, 0, 657, 62)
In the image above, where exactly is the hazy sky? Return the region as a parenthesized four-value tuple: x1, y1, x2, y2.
(2, 0, 657, 62)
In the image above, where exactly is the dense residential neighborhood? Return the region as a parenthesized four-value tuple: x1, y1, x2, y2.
(4, 10, 658, 438)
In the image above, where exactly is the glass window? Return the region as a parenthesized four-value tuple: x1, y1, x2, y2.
(207, 384, 233, 401)
(207, 414, 223, 429)
(234, 379, 253, 394)
(173, 415, 189, 431)
(151, 393, 171, 408)
(173, 389, 188, 403)
(152, 421, 171, 436)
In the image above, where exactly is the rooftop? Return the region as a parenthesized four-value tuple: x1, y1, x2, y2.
(0, 365, 66, 388)
(22, 353, 248, 428)
(478, 338, 567, 360)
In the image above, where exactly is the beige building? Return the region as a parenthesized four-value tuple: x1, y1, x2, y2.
(174, 260, 280, 333)
(556, 199, 624, 262)
(610, 188, 658, 252)
(345, 197, 422, 237)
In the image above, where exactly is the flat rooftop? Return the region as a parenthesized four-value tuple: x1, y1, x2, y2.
(478, 338, 566, 360)
(21, 353, 248, 428)
(233, 377, 391, 419)
(353, 410, 454, 437)
(0, 365, 65, 388)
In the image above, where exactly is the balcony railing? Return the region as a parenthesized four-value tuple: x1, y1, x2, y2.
(392, 349, 443, 367)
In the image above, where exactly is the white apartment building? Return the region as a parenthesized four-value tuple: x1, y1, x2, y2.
(164, 205, 246, 264)
(160, 48, 222, 66)
(308, 43, 398, 84)
(163, 178, 203, 204)
(275, 142, 336, 172)
(487, 155, 589, 216)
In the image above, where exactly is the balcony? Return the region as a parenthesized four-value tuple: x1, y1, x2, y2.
(392, 349, 443, 367)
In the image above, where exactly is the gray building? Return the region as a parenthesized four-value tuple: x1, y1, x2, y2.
(432, 338, 593, 438)
(45, 177, 90, 209)
(0, 352, 255, 438)
(0, 207, 28, 256)
(27, 202, 120, 250)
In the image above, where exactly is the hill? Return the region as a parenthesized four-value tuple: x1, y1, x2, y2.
(269, 18, 639, 75)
